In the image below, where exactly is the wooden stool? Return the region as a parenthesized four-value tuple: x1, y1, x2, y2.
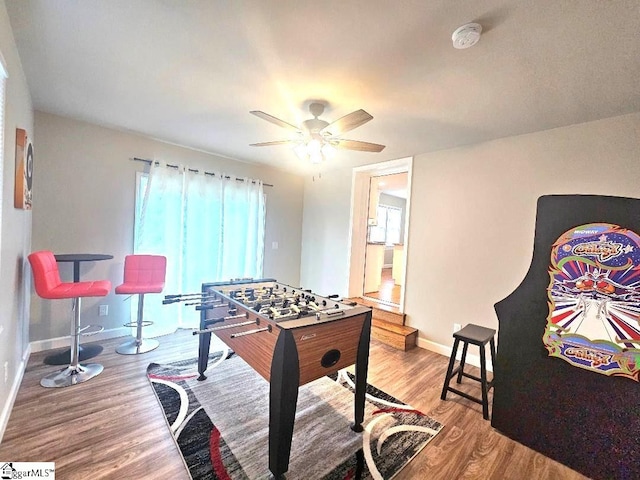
(440, 323, 496, 420)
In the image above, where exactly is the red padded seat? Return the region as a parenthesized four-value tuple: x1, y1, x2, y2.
(30, 251, 110, 299)
(28, 250, 111, 388)
(115, 255, 166, 295)
(115, 255, 167, 355)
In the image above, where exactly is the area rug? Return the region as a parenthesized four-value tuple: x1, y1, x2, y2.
(147, 350, 443, 479)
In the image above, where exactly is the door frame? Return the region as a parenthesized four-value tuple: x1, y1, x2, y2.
(347, 157, 413, 311)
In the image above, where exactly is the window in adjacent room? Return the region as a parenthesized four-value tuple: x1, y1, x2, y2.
(369, 205, 402, 245)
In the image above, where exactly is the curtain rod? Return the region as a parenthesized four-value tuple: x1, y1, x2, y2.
(132, 157, 274, 187)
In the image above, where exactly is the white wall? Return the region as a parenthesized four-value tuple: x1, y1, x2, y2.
(300, 112, 640, 349)
(300, 168, 354, 297)
(0, 0, 34, 441)
(31, 112, 304, 344)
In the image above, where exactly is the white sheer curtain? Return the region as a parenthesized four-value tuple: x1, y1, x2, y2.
(134, 162, 265, 334)
(219, 173, 265, 280)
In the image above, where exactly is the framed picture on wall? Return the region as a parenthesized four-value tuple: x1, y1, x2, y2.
(14, 127, 33, 210)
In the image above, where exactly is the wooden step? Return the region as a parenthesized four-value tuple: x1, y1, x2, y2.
(372, 307, 405, 325)
(346, 297, 405, 325)
(371, 318, 418, 351)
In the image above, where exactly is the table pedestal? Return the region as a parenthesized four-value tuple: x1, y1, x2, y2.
(44, 344, 104, 365)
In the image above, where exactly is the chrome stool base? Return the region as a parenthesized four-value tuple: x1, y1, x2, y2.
(43, 344, 104, 365)
(116, 338, 159, 355)
(40, 363, 104, 388)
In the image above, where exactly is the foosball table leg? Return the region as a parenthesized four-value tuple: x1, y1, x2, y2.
(197, 330, 211, 381)
(269, 330, 300, 479)
(351, 311, 372, 432)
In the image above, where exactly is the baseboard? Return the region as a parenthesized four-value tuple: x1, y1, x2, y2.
(0, 344, 31, 444)
(416, 337, 494, 373)
(29, 327, 130, 354)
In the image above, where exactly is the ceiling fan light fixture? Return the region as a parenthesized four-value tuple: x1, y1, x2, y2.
(321, 142, 336, 159)
(306, 138, 322, 154)
(293, 143, 307, 160)
(309, 150, 323, 164)
(293, 138, 335, 163)
(250, 103, 386, 162)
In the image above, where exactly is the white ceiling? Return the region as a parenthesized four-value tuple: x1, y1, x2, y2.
(6, 1, 640, 176)
(377, 172, 407, 199)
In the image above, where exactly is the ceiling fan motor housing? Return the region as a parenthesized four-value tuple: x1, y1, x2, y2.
(308, 102, 325, 118)
(303, 118, 330, 135)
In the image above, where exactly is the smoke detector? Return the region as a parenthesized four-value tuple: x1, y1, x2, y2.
(452, 23, 482, 49)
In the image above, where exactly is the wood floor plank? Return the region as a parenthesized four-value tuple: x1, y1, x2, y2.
(0, 330, 590, 479)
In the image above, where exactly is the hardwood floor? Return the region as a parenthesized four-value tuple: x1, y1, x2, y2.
(0, 331, 589, 480)
(364, 267, 401, 305)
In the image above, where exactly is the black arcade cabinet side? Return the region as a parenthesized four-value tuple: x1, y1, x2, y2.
(493, 195, 640, 480)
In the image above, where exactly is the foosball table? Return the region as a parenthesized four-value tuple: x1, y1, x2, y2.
(164, 278, 372, 479)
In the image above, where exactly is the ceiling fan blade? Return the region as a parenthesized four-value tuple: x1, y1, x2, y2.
(250, 140, 296, 147)
(322, 109, 373, 136)
(250, 111, 301, 132)
(334, 139, 386, 152)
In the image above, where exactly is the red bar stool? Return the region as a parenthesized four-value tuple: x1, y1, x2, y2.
(28, 250, 111, 388)
(115, 255, 167, 354)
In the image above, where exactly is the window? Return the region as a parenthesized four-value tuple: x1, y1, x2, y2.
(369, 205, 402, 245)
(133, 165, 266, 333)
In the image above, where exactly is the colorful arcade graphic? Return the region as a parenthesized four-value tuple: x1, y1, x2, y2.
(544, 223, 640, 381)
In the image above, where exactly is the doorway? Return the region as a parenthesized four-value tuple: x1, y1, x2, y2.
(347, 157, 412, 312)
(363, 172, 407, 306)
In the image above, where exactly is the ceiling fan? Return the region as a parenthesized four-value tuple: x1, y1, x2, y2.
(249, 102, 385, 163)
